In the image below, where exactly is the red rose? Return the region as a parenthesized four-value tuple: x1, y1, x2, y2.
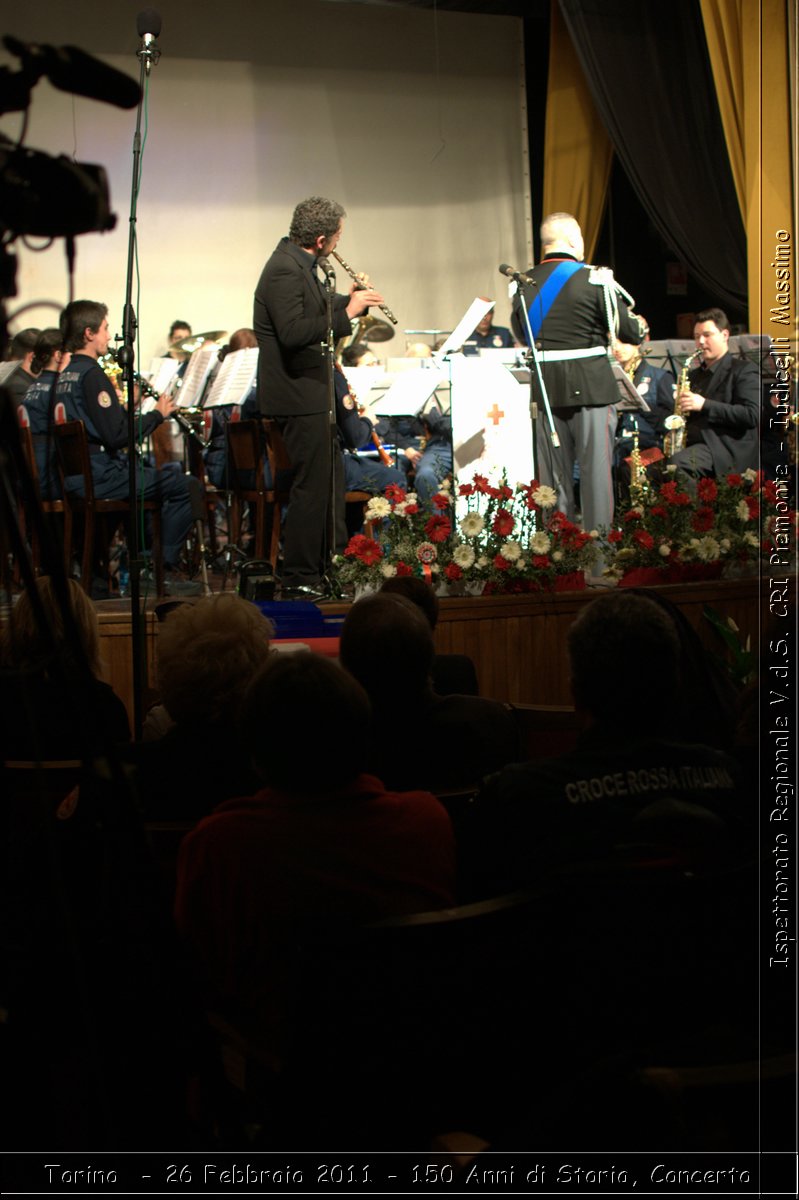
(697, 478, 718, 503)
(745, 496, 760, 519)
(404, 503, 419, 516)
(633, 529, 654, 550)
(445, 562, 463, 581)
(395, 561, 413, 576)
(532, 555, 550, 568)
(492, 509, 515, 536)
(458, 483, 474, 497)
(624, 509, 642, 523)
(493, 554, 511, 571)
(650, 505, 668, 520)
(763, 480, 778, 505)
(725, 473, 743, 488)
(424, 514, 452, 543)
(691, 506, 715, 533)
(607, 530, 624, 544)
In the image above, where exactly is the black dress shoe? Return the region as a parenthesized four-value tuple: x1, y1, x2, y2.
(279, 584, 328, 603)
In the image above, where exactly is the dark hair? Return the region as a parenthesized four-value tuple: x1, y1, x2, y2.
(380, 575, 439, 630)
(218, 327, 258, 361)
(289, 196, 345, 247)
(59, 300, 107, 353)
(169, 320, 192, 339)
(695, 307, 730, 333)
(340, 592, 434, 706)
(567, 592, 680, 720)
(242, 653, 371, 791)
(341, 342, 370, 368)
(30, 328, 64, 375)
(8, 328, 40, 360)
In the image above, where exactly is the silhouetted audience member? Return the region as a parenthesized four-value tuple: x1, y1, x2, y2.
(380, 575, 479, 696)
(3, 327, 41, 404)
(132, 593, 272, 819)
(340, 592, 519, 791)
(461, 591, 744, 897)
(174, 652, 455, 1014)
(0, 576, 130, 761)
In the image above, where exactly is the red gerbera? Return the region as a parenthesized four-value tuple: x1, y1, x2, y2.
(384, 483, 406, 504)
(424, 514, 452, 543)
(745, 496, 760, 519)
(697, 478, 718, 503)
(633, 529, 654, 551)
(431, 492, 451, 510)
(624, 509, 643, 523)
(493, 554, 511, 571)
(492, 509, 515, 536)
(762, 480, 779, 505)
(607, 529, 624, 544)
(395, 561, 413, 576)
(345, 535, 383, 565)
(532, 555, 550, 569)
(726, 473, 743, 488)
(473, 474, 490, 494)
(458, 483, 474, 497)
(691, 506, 715, 533)
(445, 562, 463, 581)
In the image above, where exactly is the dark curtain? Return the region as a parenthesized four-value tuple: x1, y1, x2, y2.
(558, 0, 747, 316)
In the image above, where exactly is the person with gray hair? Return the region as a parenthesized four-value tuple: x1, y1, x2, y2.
(511, 212, 646, 533)
(253, 196, 384, 601)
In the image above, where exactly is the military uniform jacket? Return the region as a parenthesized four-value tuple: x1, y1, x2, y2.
(254, 238, 353, 417)
(512, 254, 643, 410)
(686, 352, 760, 475)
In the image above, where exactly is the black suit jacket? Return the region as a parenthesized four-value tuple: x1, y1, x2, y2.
(687, 353, 760, 474)
(253, 238, 352, 416)
(512, 256, 643, 410)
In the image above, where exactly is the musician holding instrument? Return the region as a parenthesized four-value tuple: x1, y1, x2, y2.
(653, 307, 760, 480)
(253, 196, 383, 602)
(55, 299, 200, 580)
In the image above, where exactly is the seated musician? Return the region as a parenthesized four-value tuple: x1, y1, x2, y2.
(649, 307, 760, 481)
(20, 328, 71, 499)
(55, 299, 201, 584)
(613, 323, 675, 497)
(3, 328, 40, 405)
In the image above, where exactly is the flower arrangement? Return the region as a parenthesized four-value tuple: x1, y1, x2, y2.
(450, 474, 598, 592)
(604, 467, 796, 583)
(332, 473, 599, 595)
(333, 483, 454, 593)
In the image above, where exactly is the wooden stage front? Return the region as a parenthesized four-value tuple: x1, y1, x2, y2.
(96, 576, 766, 728)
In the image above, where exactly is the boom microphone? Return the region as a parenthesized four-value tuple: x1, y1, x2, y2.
(136, 10, 162, 73)
(499, 262, 533, 285)
(3, 36, 141, 109)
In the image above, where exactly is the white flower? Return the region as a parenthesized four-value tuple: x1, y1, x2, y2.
(694, 535, 721, 562)
(742, 468, 757, 482)
(736, 500, 751, 521)
(394, 501, 408, 517)
(477, 555, 489, 568)
(628, 505, 644, 517)
(532, 485, 558, 508)
(460, 512, 485, 537)
(453, 544, 476, 569)
(743, 531, 759, 547)
(659, 543, 672, 557)
(502, 540, 522, 562)
(405, 492, 418, 505)
(719, 537, 731, 551)
(380, 562, 397, 578)
(365, 496, 391, 520)
(589, 529, 599, 539)
(552, 550, 563, 562)
(439, 478, 452, 492)
(727, 617, 739, 633)
(517, 558, 527, 568)
(530, 531, 551, 555)
(666, 464, 678, 473)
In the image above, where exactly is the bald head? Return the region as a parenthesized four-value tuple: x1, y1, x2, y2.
(540, 212, 585, 260)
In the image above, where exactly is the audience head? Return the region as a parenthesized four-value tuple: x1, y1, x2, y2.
(568, 592, 680, 723)
(156, 594, 272, 726)
(218, 328, 258, 361)
(540, 212, 584, 260)
(405, 342, 432, 358)
(242, 652, 371, 791)
(340, 591, 434, 706)
(2, 576, 103, 677)
(289, 196, 346, 251)
(60, 300, 108, 354)
(380, 575, 439, 630)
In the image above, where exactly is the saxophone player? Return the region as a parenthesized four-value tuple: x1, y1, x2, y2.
(657, 307, 760, 480)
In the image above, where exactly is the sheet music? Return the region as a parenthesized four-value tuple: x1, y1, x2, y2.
(373, 367, 445, 417)
(433, 298, 494, 359)
(203, 347, 259, 408)
(146, 356, 182, 393)
(612, 361, 652, 411)
(174, 345, 219, 408)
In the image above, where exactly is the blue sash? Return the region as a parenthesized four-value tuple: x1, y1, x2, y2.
(526, 260, 584, 340)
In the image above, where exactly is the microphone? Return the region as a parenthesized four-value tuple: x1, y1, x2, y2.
(318, 256, 337, 284)
(3, 36, 141, 109)
(136, 9, 162, 74)
(499, 262, 533, 285)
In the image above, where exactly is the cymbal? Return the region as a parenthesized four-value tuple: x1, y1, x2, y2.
(171, 330, 228, 354)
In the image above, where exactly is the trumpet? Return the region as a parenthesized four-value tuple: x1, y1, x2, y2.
(331, 250, 398, 326)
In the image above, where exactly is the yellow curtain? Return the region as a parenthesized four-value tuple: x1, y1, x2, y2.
(542, 0, 613, 263)
(701, 0, 796, 339)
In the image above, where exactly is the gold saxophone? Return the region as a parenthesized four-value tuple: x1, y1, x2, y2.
(664, 349, 701, 457)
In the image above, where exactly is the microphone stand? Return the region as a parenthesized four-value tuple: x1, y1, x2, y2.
(514, 277, 567, 518)
(321, 266, 341, 597)
(119, 35, 159, 739)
